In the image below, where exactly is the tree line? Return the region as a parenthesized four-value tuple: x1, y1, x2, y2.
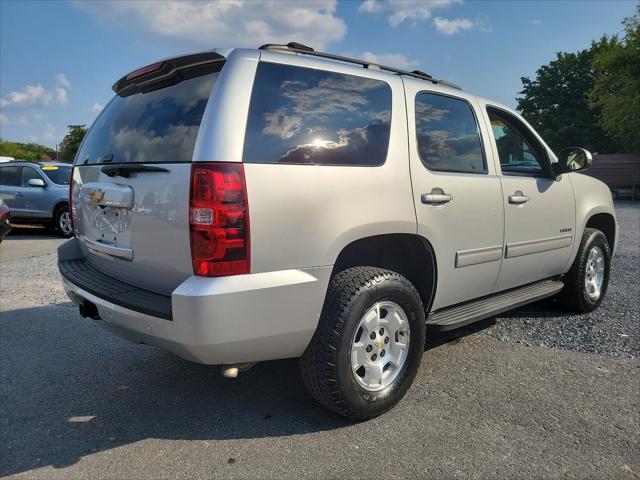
(517, 5, 639, 154)
(0, 124, 87, 163)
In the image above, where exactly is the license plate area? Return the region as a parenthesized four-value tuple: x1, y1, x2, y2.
(78, 182, 134, 258)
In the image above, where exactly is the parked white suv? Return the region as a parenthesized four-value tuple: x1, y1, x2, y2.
(58, 43, 618, 420)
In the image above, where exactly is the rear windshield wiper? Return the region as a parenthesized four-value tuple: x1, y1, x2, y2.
(101, 165, 169, 178)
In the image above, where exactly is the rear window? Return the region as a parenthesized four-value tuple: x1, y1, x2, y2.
(243, 62, 392, 166)
(41, 165, 72, 185)
(76, 72, 219, 165)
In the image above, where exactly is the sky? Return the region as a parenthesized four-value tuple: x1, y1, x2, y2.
(0, 0, 636, 148)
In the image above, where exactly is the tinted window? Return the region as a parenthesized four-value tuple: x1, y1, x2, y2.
(488, 109, 546, 175)
(0, 166, 21, 186)
(41, 165, 72, 185)
(76, 72, 219, 165)
(243, 62, 392, 166)
(415, 93, 485, 173)
(21, 166, 42, 186)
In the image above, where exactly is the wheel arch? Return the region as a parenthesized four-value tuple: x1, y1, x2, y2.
(52, 200, 68, 218)
(330, 233, 438, 314)
(585, 212, 616, 253)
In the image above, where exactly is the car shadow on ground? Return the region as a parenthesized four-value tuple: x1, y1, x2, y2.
(0, 302, 353, 476)
(5, 224, 59, 240)
(0, 298, 572, 476)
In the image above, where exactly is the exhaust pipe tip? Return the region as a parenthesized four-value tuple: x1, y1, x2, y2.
(221, 363, 255, 378)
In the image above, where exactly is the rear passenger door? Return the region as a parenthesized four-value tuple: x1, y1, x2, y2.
(406, 84, 504, 310)
(0, 166, 24, 214)
(482, 106, 575, 292)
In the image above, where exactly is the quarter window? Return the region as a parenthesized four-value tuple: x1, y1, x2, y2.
(487, 108, 547, 176)
(243, 62, 392, 166)
(415, 93, 486, 173)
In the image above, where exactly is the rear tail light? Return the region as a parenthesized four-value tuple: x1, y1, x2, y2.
(69, 167, 76, 235)
(189, 163, 250, 276)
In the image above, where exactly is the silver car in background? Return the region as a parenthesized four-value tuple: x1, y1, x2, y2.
(0, 161, 73, 236)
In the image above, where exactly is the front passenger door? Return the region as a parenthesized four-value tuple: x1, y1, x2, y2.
(484, 106, 575, 292)
(19, 166, 49, 218)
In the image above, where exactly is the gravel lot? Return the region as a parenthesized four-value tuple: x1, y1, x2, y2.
(1, 204, 639, 479)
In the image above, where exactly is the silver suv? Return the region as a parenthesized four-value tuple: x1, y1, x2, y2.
(58, 43, 618, 420)
(0, 161, 73, 236)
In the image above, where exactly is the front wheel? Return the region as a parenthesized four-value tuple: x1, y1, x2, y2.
(54, 205, 73, 238)
(300, 267, 425, 420)
(556, 228, 611, 312)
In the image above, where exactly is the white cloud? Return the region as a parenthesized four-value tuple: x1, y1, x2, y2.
(360, 51, 420, 70)
(89, 102, 104, 114)
(531, 19, 542, 25)
(0, 84, 53, 108)
(0, 113, 31, 126)
(55, 73, 71, 89)
(263, 110, 302, 139)
(433, 17, 474, 35)
(0, 73, 72, 108)
(358, 0, 461, 27)
(74, 0, 346, 50)
(56, 87, 69, 105)
(43, 123, 56, 142)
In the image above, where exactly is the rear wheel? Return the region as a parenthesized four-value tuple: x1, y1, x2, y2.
(54, 204, 73, 238)
(556, 228, 610, 312)
(300, 267, 425, 420)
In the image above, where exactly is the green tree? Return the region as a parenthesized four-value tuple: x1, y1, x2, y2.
(517, 41, 621, 154)
(59, 124, 87, 162)
(589, 6, 640, 153)
(0, 139, 54, 161)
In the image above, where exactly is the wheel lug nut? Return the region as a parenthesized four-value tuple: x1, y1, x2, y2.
(371, 354, 377, 361)
(379, 328, 384, 335)
(381, 350, 385, 357)
(384, 337, 389, 344)
(366, 345, 372, 353)
(370, 332, 376, 340)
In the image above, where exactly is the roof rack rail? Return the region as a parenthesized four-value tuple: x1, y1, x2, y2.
(259, 42, 461, 90)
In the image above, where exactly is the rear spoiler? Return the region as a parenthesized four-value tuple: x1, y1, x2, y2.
(112, 51, 226, 97)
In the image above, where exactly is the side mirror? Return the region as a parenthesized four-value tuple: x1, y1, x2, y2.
(27, 178, 46, 188)
(555, 147, 592, 176)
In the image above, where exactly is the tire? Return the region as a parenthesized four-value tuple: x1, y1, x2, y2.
(300, 267, 426, 420)
(556, 228, 611, 313)
(54, 204, 73, 238)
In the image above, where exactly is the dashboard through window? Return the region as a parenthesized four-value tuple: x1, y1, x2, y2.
(487, 108, 547, 176)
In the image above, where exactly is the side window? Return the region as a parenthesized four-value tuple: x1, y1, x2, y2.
(0, 166, 21, 186)
(243, 62, 392, 166)
(21, 166, 42, 186)
(415, 92, 486, 174)
(487, 108, 547, 176)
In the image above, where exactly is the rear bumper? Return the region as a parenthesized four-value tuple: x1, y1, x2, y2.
(58, 238, 331, 365)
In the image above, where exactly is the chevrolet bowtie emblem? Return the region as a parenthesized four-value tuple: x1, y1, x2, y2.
(89, 189, 105, 204)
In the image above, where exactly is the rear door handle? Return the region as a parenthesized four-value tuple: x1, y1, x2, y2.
(508, 191, 529, 204)
(421, 188, 452, 205)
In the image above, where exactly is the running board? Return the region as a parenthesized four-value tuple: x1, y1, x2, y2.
(427, 279, 564, 332)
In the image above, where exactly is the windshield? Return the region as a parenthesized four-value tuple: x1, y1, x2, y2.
(41, 165, 72, 185)
(75, 71, 219, 165)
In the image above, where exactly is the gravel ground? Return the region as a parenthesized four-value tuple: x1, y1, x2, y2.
(0, 205, 638, 479)
(482, 201, 640, 359)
